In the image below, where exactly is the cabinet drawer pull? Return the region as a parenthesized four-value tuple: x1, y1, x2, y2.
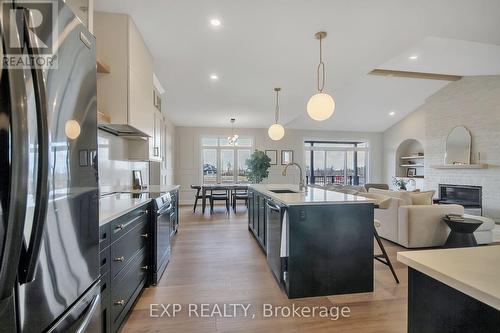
(113, 256, 125, 262)
(115, 224, 125, 231)
(141, 233, 148, 239)
(141, 265, 148, 271)
(114, 300, 125, 306)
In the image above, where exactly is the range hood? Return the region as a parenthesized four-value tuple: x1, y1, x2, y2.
(98, 123, 150, 139)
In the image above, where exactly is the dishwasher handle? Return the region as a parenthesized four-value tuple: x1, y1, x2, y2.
(266, 201, 281, 212)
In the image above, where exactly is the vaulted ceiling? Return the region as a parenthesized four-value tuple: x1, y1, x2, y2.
(95, 0, 500, 132)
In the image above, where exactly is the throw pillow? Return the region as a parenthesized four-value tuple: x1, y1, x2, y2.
(410, 190, 435, 205)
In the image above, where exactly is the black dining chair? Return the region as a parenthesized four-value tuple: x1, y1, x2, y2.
(231, 186, 248, 212)
(210, 188, 230, 214)
(191, 185, 211, 213)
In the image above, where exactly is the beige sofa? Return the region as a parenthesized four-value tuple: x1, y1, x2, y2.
(364, 188, 494, 248)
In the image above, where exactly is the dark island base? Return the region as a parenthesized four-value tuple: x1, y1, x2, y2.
(408, 268, 500, 333)
(285, 204, 374, 299)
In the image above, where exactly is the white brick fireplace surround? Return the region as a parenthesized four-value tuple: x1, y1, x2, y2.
(384, 76, 500, 223)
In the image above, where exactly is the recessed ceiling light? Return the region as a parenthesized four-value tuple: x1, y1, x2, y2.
(210, 74, 219, 81)
(389, 111, 396, 116)
(409, 55, 418, 60)
(210, 18, 221, 27)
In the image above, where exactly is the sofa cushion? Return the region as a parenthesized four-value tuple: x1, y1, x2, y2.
(369, 188, 412, 206)
(410, 190, 435, 205)
(360, 192, 393, 209)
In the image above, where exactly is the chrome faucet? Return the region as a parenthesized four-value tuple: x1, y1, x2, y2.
(282, 163, 307, 192)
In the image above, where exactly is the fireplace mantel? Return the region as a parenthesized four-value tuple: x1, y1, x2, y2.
(430, 164, 488, 169)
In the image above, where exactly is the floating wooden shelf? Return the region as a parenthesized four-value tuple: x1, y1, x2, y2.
(401, 155, 424, 160)
(430, 164, 488, 169)
(400, 164, 424, 167)
(97, 59, 110, 74)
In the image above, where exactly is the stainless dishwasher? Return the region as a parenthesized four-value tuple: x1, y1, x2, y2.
(266, 200, 284, 284)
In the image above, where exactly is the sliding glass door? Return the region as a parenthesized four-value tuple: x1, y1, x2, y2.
(304, 141, 369, 186)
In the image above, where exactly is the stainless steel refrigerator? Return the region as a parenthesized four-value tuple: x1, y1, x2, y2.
(0, 0, 100, 331)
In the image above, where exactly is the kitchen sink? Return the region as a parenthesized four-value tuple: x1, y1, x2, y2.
(269, 189, 297, 194)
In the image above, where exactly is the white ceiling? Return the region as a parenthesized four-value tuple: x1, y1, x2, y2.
(94, 0, 500, 132)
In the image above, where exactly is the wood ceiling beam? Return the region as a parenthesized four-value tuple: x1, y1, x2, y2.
(369, 69, 462, 81)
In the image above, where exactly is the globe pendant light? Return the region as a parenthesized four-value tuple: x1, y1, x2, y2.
(307, 31, 335, 121)
(227, 118, 239, 145)
(268, 87, 285, 141)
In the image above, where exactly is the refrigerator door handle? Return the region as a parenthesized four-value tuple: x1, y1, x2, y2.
(0, 2, 29, 300)
(18, 8, 50, 284)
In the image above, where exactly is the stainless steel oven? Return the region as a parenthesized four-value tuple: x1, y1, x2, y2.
(151, 193, 173, 284)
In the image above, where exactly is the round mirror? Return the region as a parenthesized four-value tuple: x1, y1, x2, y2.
(445, 126, 471, 165)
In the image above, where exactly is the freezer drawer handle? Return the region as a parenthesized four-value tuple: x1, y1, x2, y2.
(114, 300, 125, 306)
(141, 233, 148, 239)
(75, 293, 100, 333)
(113, 256, 125, 262)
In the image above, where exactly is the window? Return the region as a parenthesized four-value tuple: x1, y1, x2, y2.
(304, 140, 369, 186)
(201, 136, 253, 184)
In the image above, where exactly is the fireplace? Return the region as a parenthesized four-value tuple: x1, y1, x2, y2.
(436, 184, 482, 215)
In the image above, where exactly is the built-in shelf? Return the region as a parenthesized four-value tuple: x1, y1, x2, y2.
(97, 59, 110, 74)
(400, 164, 424, 167)
(401, 155, 424, 160)
(430, 164, 488, 169)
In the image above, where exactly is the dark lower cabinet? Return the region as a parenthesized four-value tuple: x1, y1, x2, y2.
(99, 203, 151, 333)
(408, 268, 500, 333)
(248, 190, 255, 231)
(247, 190, 267, 251)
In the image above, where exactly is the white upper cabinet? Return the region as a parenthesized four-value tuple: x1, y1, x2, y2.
(94, 12, 154, 138)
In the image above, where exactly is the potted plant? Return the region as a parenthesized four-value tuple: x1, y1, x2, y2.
(245, 150, 271, 183)
(393, 177, 408, 191)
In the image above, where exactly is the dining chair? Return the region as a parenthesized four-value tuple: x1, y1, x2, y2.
(210, 188, 230, 214)
(231, 186, 248, 212)
(190, 185, 211, 213)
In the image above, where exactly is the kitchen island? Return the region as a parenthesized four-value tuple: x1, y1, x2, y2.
(248, 184, 376, 299)
(398, 246, 500, 333)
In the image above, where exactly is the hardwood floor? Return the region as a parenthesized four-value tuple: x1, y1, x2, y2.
(122, 205, 409, 332)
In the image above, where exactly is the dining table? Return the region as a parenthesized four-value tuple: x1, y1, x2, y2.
(201, 183, 249, 213)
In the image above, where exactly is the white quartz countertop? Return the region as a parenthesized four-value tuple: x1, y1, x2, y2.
(248, 184, 376, 206)
(99, 193, 151, 226)
(398, 246, 500, 310)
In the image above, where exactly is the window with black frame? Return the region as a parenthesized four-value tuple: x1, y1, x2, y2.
(304, 140, 369, 186)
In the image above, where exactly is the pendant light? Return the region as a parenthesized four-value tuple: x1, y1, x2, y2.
(268, 87, 285, 141)
(227, 118, 239, 145)
(307, 31, 335, 121)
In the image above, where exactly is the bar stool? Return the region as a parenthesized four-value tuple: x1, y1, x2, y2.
(374, 219, 399, 283)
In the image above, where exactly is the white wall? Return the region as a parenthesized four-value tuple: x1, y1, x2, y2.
(424, 76, 500, 222)
(98, 130, 149, 193)
(382, 76, 500, 222)
(382, 108, 426, 187)
(175, 127, 383, 204)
